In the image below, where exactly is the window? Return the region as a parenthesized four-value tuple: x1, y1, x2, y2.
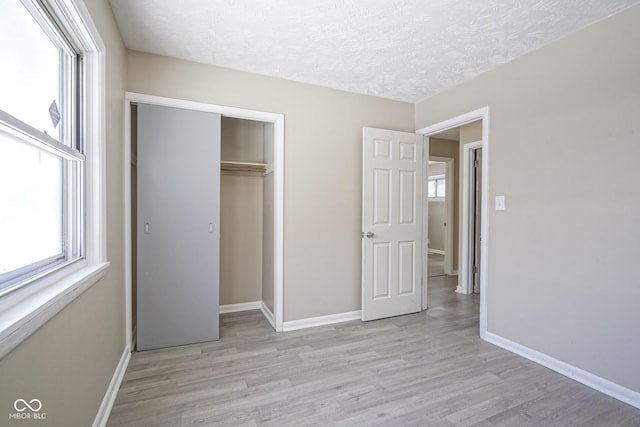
(0, 0, 83, 295)
(0, 0, 106, 358)
(428, 176, 446, 199)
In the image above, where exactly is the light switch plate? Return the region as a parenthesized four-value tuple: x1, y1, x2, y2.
(495, 195, 506, 211)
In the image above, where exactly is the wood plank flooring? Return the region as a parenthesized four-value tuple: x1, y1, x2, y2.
(428, 253, 445, 277)
(107, 276, 640, 426)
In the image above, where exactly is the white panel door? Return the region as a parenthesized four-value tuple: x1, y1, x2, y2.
(362, 127, 424, 321)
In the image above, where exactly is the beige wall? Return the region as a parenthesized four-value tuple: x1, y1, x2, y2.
(126, 51, 415, 321)
(221, 117, 265, 163)
(0, 0, 127, 425)
(262, 123, 275, 311)
(220, 117, 265, 305)
(428, 201, 445, 251)
(262, 172, 275, 312)
(220, 174, 264, 305)
(416, 6, 640, 393)
(429, 138, 460, 270)
(460, 120, 482, 143)
(427, 162, 445, 252)
(428, 162, 445, 176)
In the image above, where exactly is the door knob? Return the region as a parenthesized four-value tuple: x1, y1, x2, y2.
(366, 232, 375, 238)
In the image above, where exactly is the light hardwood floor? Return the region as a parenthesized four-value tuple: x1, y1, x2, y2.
(427, 252, 445, 277)
(107, 277, 640, 426)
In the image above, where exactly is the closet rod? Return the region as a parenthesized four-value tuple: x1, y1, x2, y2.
(220, 160, 267, 174)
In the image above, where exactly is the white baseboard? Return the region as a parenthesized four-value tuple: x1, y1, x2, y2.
(283, 310, 361, 332)
(260, 302, 275, 329)
(219, 301, 262, 314)
(92, 346, 131, 427)
(484, 331, 640, 410)
(428, 249, 445, 255)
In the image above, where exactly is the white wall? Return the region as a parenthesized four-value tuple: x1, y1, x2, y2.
(416, 6, 640, 393)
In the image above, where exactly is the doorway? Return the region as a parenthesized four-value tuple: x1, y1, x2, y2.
(417, 107, 489, 337)
(427, 160, 446, 277)
(427, 158, 454, 278)
(124, 93, 285, 351)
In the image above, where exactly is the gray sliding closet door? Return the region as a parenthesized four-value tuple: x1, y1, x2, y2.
(137, 104, 220, 351)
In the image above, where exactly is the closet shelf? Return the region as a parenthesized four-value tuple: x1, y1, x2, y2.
(221, 160, 267, 174)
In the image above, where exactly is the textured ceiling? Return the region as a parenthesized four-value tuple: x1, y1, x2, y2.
(109, 0, 639, 103)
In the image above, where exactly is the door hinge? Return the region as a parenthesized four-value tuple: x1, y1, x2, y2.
(474, 160, 479, 168)
(473, 265, 478, 273)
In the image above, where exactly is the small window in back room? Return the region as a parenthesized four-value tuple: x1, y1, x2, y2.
(428, 176, 445, 198)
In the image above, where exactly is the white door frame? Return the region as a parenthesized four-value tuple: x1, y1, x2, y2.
(428, 156, 455, 275)
(460, 140, 482, 295)
(124, 92, 285, 343)
(417, 106, 489, 338)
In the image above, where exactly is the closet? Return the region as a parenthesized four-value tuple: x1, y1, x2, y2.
(130, 106, 275, 352)
(220, 117, 275, 314)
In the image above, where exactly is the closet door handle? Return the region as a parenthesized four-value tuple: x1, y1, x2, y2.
(366, 232, 375, 238)
(208, 223, 214, 233)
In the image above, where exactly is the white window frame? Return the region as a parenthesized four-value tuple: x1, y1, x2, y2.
(0, 114, 84, 293)
(0, 0, 108, 359)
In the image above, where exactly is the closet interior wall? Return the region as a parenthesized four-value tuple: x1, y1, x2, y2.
(221, 117, 274, 310)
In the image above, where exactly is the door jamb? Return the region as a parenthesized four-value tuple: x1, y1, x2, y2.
(421, 137, 429, 310)
(416, 106, 489, 338)
(460, 141, 482, 295)
(123, 92, 285, 343)
(428, 156, 455, 275)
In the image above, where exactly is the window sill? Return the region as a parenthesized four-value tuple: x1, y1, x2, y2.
(0, 261, 110, 360)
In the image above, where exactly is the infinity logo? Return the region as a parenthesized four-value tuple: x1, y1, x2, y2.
(14, 399, 42, 412)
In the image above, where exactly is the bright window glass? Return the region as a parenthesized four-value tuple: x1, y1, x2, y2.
(0, 0, 83, 294)
(428, 180, 436, 198)
(0, 131, 64, 276)
(436, 178, 446, 198)
(0, 0, 70, 143)
(428, 177, 445, 199)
